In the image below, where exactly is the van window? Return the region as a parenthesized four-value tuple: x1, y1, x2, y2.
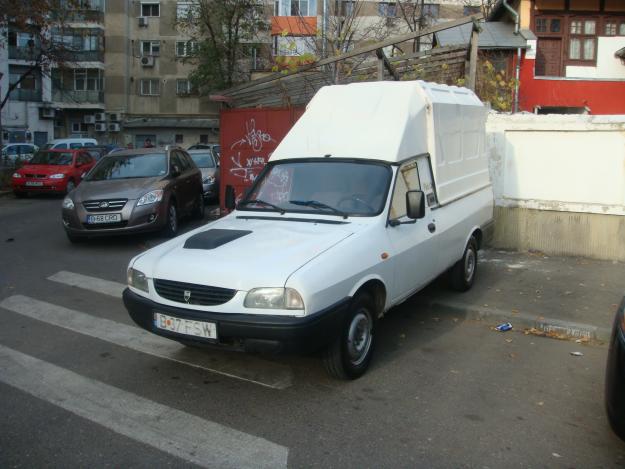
(55, 143, 68, 149)
(70, 143, 83, 149)
(390, 160, 421, 220)
(84, 142, 95, 147)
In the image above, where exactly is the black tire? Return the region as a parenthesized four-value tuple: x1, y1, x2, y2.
(66, 232, 84, 244)
(13, 191, 27, 198)
(449, 236, 478, 292)
(193, 193, 205, 220)
(65, 179, 76, 194)
(162, 201, 179, 238)
(323, 292, 376, 380)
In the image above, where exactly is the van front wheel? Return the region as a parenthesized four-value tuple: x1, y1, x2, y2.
(449, 236, 478, 292)
(323, 292, 376, 380)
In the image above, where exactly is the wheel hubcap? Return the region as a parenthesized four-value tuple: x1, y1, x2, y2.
(347, 310, 372, 366)
(465, 248, 476, 282)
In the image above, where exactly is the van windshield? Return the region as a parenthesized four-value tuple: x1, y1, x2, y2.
(86, 153, 167, 180)
(240, 160, 392, 217)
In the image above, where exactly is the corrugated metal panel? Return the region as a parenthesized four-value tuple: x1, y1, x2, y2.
(435, 21, 528, 49)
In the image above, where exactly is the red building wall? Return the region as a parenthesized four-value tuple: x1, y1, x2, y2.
(519, 55, 625, 114)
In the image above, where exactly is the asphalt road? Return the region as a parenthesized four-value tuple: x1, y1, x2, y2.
(1, 194, 624, 468)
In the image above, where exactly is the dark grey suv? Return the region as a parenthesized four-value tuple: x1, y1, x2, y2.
(62, 147, 204, 242)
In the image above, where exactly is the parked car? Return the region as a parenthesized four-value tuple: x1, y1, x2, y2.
(1, 143, 38, 165)
(122, 81, 494, 380)
(188, 143, 220, 161)
(41, 138, 97, 150)
(11, 149, 96, 197)
(606, 297, 625, 440)
(61, 147, 204, 243)
(187, 149, 219, 201)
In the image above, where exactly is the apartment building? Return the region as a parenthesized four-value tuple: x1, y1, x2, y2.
(104, 0, 219, 148)
(0, 0, 106, 146)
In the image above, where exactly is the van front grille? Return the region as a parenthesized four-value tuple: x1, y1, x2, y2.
(154, 279, 236, 306)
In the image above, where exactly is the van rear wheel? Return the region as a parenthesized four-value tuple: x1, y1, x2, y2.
(449, 236, 478, 292)
(323, 292, 376, 380)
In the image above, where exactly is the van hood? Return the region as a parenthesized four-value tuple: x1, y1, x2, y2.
(134, 215, 354, 291)
(73, 177, 164, 202)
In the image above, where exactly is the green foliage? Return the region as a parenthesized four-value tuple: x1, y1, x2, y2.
(461, 59, 518, 112)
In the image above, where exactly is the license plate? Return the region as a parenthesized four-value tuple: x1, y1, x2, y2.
(87, 213, 121, 224)
(154, 312, 217, 340)
(25, 181, 43, 187)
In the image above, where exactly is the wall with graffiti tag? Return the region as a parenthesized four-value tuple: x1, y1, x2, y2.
(219, 107, 304, 212)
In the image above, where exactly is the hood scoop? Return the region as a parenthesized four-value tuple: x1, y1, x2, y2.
(183, 229, 252, 250)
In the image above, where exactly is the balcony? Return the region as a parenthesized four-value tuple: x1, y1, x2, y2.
(53, 9, 104, 23)
(52, 89, 104, 104)
(8, 46, 40, 61)
(9, 89, 43, 102)
(71, 50, 104, 62)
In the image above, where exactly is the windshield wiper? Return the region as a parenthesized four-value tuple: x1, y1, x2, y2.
(239, 198, 286, 214)
(289, 200, 348, 218)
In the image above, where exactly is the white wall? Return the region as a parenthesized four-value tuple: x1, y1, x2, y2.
(565, 36, 625, 80)
(486, 113, 625, 216)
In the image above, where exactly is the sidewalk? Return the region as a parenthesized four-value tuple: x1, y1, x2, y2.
(412, 249, 624, 342)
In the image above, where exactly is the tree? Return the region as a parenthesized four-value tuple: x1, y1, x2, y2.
(462, 0, 498, 18)
(0, 0, 77, 144)
(176, 0, 269, 92)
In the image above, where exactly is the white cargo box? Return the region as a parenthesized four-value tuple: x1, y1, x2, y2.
(270, 80, 490, 206)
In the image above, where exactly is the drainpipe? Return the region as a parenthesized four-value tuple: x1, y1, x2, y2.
(502, 0, 521, 113)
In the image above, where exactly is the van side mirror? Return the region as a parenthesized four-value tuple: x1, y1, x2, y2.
(225, 185, 236, 210)
(406, 190, 426, 219)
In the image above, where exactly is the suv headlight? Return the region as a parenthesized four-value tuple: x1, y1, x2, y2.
(244, 288, 304, 310)
(62, 197, 75, 209)
(137, 190, 164, 206)
(127, 267, 149, 292)
(49, 173, 66, 179)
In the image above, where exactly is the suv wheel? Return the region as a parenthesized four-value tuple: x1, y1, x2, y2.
(163, 202, 178, 238)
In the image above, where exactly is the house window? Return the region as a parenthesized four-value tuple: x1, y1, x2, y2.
(569, 18, 596, 61)
(175, 40, 198, 57)
(176, 79, 194, 95)
(141, 3, 160, 16)
(175, 134, 183, 143)
(141, 40, 160, 56)
(422, 3, 439, 20)
(550, 19, 561, 33)
(605, 22, 617, 36)
(620, 23, 625, 35)
(378, 2, 396, 17)
(140, 79, 160, 96)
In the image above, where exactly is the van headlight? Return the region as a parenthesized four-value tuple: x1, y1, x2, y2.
(127, 267, 149, 292)
(244, 288, 304, 310)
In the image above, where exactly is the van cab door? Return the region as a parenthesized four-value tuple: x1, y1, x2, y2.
(385, 158, 439, 303)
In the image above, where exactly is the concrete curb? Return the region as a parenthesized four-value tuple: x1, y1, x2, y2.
(426, 299, 612, 342)
(0, 190, 12, 198)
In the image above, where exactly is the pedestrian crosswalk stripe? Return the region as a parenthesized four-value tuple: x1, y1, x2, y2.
(0, 295, 293, 390)
(0, 344, 289, 469)
(48, 270, 125, 298)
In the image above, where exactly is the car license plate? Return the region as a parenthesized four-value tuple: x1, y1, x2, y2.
(86, 213, 121, 224)
(154, 312, 217, 340)
(25, 181, 43, 186)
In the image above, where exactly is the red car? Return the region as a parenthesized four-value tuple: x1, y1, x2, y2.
(12, 149, 96, 197)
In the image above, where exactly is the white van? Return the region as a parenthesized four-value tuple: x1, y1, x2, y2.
(123, 81, 494, 379)
(41, 138, 97, 150)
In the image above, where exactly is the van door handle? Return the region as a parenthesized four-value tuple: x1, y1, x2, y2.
(428, 223, 436, 233)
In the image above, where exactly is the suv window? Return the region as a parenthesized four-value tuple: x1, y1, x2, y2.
(179, 151, 196, 170)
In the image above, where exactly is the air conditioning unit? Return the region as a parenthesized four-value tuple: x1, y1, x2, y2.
(95, 112, 106, 122)
(141, 56, 155, 67)
(95, 123, 107, 132)
(138, 16, 148, 27)
(107, 112, 121, 122)
(40, 107, 55, 119)
(84, 115, 96, 124)
(108, 123, 121, 132)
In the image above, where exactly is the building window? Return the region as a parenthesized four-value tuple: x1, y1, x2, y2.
(422, 3, 439, 20)
(141, 40, 160, 56)
(569, 18, 596, 61)
(175, 134, 183, 143)
(140, 79, 160, 96)
(176, 1, 198, 19)
(620, 23, 625, 35)
(141, 2, 160, 17)
(176, 79, 195, 95)
(200, 134, 208, 144)
(175, 40, 198, 57)
(605, 22, 617, 36)
(74, 69, 102, 90)
(378, 2, 396, 17)
(272, 35, 315, 56)
(550, 19, 561, 33)
(341, 0, 355, 16)
(277, 0, 316, 16)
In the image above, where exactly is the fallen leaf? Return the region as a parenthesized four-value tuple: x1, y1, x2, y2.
(552, 453, 562, 458)
(505, 338, 513, 343)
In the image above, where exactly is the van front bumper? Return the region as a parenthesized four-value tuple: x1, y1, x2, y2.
(123, 288, 351, 353)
